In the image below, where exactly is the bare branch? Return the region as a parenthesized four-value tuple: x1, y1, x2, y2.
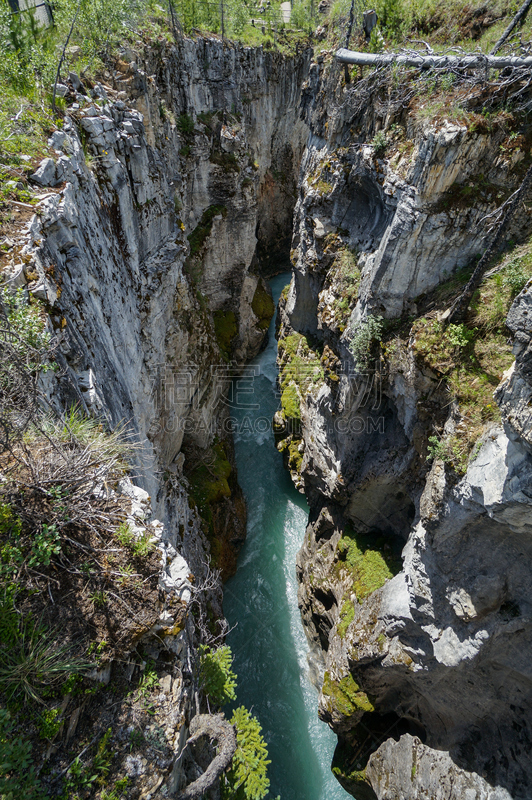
(490, 0, 532, 55)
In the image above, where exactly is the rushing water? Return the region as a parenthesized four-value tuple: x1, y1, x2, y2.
(224, 274, 350, 800)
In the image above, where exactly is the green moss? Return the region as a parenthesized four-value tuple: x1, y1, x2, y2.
(251, 281, 275, 330)
(337, 599, 355, 639)
(187, 442, 232, 526)
(433, 173, 509, 213)
(288, 440, 303, 474)
(331, 739, 376, 800)
(209, 150, 240, 173)
(410, 244, 532, 472)
(188, 205, 227, 257)
(278, 332, 325, 395)
(322, 671, 374, 716)
(185, 205, 227, 284)
(281, 384, 301, 422)
(329, 248, 361, 325)
(334, 527, 401, 602)
(214, 310, 237, 362)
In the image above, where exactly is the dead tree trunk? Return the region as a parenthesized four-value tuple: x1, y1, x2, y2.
(490, 0, 532, 55)
(335, 49, 532, 69)
(448, 163, 532, 324)
(173, 714, 237, 800)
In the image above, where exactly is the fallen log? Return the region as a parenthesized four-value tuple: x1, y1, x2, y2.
(173, 713, 237, 800)
(335, 48, 532, 69)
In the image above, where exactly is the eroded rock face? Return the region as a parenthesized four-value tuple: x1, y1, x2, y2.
(11, 33, 311, 796)
(287, 56, 532, 800)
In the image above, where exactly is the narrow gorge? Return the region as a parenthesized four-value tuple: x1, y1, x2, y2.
(3, 8, 532, 800)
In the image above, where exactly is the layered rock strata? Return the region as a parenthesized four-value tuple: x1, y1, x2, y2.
(4, 33, 311, 796)
(282, 56, 532, 800)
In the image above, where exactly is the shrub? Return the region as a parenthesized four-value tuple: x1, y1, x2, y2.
(0, 708, 42, 799)
(502, 259, 530, 297)
(334, 527, 401, 602)
(349, 315, 384, 369)
(0, 286, 50, 357)
(223, 706, 271, 800)
(200, 644, 237, 706)
(370, 130, 388, 156)
(177, 113, 195, 136)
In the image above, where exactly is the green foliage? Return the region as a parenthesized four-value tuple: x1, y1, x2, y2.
(65, 727, 114, 795)
(135, 659, 159, 702)
(337, 599, 355, 638)
(0, 708, 42, 799)
(371, 129, 388, 155)
(426, 434, 469, 472)
(177, 113, 195, 136)
(223, 707, 271, 800)
(445, 322, 475, 349)
(502, 259, 530, 297)
(290, 0, 315, 31)
(349, 315, 384, 370)
(199, 644, 237, 706)
(115, 521, 135, 547)
(0, 287, 50, 353)
(37, 707, 61, 740)
(281, 384, 301, 422)
(322, 671, 374, 716)
(214, 310, 237, 361)
(101, 778, 129, 800)
(0, 615, 90, 703)
(29, 524, 61, 568)
(374, 0, 405, 38)
(251, 282, 275, 331)
(329, 247, 360, 327)
(0, 503, 60, 580)
(114, 522, 155, 557)
(334, 527, 401, 602)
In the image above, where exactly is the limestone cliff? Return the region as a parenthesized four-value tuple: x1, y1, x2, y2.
(2, 33, 310, 797)
(281, 53, 532, 800)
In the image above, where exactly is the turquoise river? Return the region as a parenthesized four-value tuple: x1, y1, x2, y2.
(224, 274, 350, 800)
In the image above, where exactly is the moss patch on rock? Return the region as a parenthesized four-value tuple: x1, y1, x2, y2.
(251, 280, 275, 330)
(185, 204, 227, 284)
(337, 598, 355, 638)
(214, 309, 237, 362)
(322, 671, 374, 717)
(281, 384, 301, 422)
(186, 442, 232, 525)
(334, 527, 402, 602)
(332, 739, 377, 800)
(288, 439, 303, 474)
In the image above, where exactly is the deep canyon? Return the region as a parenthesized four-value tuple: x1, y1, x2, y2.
(5, 24, 532, 800)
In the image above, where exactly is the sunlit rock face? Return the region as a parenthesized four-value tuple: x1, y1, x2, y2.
(288, 54, 532, 800)
(12, 34, 312, 795)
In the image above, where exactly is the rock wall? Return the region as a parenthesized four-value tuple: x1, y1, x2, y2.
(5, 33, 311, 796)
(283, 55, 532, 800)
